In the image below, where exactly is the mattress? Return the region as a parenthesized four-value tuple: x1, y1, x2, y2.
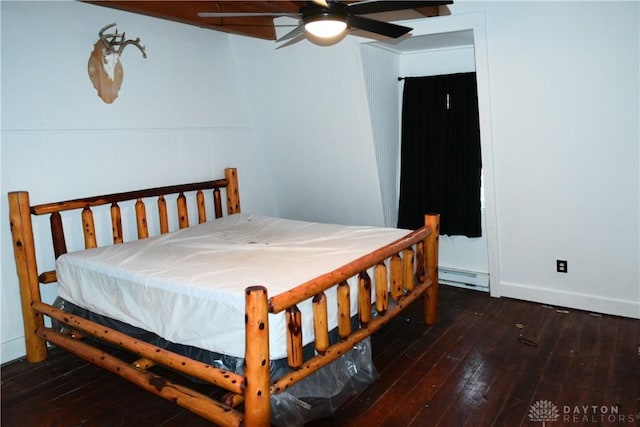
(56, 213, 410, 359)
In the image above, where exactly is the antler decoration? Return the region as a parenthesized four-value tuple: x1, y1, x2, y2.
(88, 23, 147, 104)
(98, 23, 147, 58)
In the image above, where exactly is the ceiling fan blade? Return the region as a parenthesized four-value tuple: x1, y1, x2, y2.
(276, 24, 306, 43)
(348, 1, 452, 15)
(347, 15, 412, 38)
(311, 0, 330, 7)
(198, 12, 298, 18)
(276, 32, 307, 49)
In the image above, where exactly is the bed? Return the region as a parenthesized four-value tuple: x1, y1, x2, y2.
(8, 167, 440, 427)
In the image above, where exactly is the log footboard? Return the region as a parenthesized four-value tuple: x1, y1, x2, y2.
(8, 167, 439, 427)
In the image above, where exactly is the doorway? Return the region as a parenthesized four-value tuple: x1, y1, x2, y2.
(360, 12, 500, 296)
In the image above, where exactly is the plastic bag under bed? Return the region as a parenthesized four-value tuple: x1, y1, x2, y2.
(53, 297, 378, 426)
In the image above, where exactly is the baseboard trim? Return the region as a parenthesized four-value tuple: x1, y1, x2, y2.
(1, 336, 26, 365)
(499, 281, 640, 319)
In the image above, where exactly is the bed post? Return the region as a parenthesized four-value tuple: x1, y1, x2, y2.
(244, 286, 270, 427)
(7, 191, 48, 362)
(225, 167, 241, 214)
(424, 214, 440, 325)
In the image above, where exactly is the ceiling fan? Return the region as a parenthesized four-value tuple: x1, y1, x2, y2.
(198, 1, 453, 45)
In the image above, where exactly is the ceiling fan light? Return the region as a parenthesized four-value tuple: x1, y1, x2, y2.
(305, 19, 347, 38)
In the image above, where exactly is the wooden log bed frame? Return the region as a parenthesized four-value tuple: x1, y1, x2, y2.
(8, 167, 440, 427)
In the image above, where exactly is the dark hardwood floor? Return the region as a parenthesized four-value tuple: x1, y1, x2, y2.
(2, 285, 638, 426)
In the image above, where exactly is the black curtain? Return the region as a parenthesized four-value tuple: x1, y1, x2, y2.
(397, 72, 482, 237)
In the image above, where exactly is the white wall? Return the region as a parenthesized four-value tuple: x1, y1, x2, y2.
(359, 44, 401, 228)
(2, 0, 638, 363)
(0, 1, 277, 363)
(230, 28, 386, 227)
(399, 44, 476, 77)
(446, 1, 639, 316)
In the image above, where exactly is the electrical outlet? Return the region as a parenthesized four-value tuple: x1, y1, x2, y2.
(556, 260, 568, 273)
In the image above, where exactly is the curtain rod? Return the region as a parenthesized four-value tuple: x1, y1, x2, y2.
(399, 72, 475, 81)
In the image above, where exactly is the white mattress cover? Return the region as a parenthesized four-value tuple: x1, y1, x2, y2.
(56, 213, 410, 359)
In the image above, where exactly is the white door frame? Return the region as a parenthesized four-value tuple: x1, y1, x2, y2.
(407, 12, 502, 297)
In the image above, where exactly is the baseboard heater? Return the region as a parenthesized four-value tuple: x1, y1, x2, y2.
(438, 267, 489, 292)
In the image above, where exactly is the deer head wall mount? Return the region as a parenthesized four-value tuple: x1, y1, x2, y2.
(88, 23, 147, 104)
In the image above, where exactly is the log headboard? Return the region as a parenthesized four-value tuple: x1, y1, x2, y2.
(8, 167, 239, 362)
